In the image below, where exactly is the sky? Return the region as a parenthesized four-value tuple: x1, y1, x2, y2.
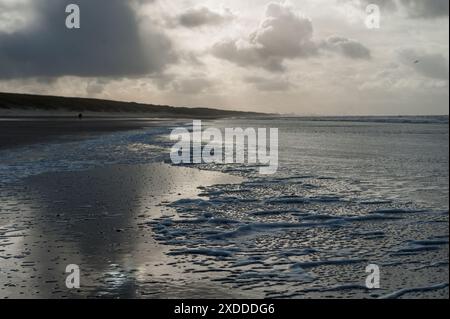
(0, 0, 448, 115)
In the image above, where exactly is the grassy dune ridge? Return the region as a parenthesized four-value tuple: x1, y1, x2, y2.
(0, 92, 264, 118)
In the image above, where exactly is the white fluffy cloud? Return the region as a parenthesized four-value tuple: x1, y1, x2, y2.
(212, 3, 369, 72)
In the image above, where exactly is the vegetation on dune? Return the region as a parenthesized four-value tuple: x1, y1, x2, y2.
(0, 92, 262, 118)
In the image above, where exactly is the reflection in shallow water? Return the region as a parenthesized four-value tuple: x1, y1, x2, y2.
(0, 163, 242, 298)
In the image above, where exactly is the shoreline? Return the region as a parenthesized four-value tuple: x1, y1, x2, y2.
(0, 118, 179, 150)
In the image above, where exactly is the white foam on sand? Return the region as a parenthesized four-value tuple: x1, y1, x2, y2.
(379, 283, 449, 299)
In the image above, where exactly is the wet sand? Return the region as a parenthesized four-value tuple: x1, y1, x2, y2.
(0, 118, 171, 150)
(0, 162, 243, 298)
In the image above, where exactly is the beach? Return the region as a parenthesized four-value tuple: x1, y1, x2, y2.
(0, 117, 448, 299)
(0, 118, 169, 150)
(0, 162, 244, 298)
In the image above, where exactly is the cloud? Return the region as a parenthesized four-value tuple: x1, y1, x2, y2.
(0, 0, 177, 79)
(212, 3, 317, 72)
(399, 49, 449, 80)
(355, 0, 398, 11)
(85, 79, 109, 95)
(212, 2, 369, 72)
(400, 0, 449, 18)
(177, 7, 234, 28)
(356, 0, 449, 18)
(0, 0, 34, 33)
(212, 40, 286, 72)
(321, 36, 371, 59)
(250, 3, 317, 58)
(173, 77, 214, 94)
(245, 76, 293, 91)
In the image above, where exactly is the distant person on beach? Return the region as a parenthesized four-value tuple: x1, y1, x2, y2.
(78, 113, 83, 119)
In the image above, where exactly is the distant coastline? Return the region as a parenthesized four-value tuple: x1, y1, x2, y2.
(0, 92, 265, 119)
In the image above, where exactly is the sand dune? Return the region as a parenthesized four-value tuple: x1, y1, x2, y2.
(0, 92, 264, 118)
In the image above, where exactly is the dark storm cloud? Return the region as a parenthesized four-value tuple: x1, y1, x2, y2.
(0, 0, 176, 79)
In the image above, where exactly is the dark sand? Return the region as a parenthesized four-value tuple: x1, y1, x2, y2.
(0, 118, 170, 150)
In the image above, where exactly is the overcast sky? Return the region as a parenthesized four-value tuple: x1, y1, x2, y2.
(0, 0, 448, 115)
